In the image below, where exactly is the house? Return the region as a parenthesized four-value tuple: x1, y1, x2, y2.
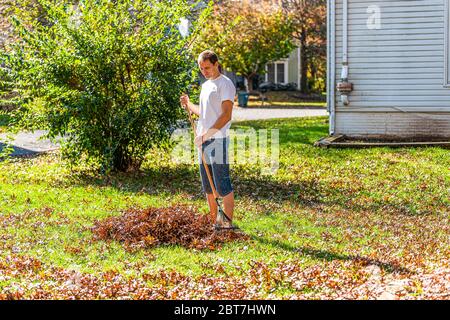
(264, 46, 301, 89)
(327, 0, 450, 139)
(223, 46, 301, 90)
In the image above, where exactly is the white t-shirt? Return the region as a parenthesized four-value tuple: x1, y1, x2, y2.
(197, 74, 236, 139)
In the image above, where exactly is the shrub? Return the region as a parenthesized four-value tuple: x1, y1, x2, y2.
(1, 0, 210, 172)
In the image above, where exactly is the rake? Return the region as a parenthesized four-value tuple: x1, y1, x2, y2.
(182, 101, 238, 231)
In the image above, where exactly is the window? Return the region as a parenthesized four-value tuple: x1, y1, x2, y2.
(276, 63, 285, 83)
(265, 61, 288, 84)
(445, 0, 450, 86)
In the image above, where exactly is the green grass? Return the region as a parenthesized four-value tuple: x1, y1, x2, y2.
(246, 91, 327, 108)
(0, 116, 449, 299)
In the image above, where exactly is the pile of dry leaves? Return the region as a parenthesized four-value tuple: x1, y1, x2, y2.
(91, 205, 248, 250)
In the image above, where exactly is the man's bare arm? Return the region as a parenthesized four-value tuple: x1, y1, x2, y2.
(202, 100, 233, 140)
(187, 101, 200, 116)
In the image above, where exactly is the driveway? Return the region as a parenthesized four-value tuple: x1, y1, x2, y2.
(0, 130, 60, 157)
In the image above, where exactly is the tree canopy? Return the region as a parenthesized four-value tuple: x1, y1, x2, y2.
(194, 0, 295, 92)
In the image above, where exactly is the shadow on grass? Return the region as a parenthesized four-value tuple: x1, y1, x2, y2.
(71, 164, 340, 209)
(233, 175, 329, 207)
(71, 164, 202, 197)
(0, 142, 45, 159)
(252, 235, 413, 275)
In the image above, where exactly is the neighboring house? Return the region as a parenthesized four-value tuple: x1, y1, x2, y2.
(328, 0, 450, 139)
(265, 46, 301, 89)
(221, 46, 301, 91)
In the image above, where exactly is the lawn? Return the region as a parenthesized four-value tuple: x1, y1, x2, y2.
(245, 91, 327, 108)
(0, 116, 449, 299)
(247, 91, 326, 108)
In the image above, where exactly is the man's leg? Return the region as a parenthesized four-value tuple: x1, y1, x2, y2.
(202, 138, 235, 227)
(222, 191, 234, 223)
(199, 142, 217, 223)
(206, 192, 218, 223)
(215, 137, 234, 226)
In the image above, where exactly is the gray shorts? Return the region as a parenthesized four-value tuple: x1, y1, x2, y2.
(198, 137, 233, 197)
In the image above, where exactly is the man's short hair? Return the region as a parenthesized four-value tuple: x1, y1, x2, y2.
(198, 50, 219, 65)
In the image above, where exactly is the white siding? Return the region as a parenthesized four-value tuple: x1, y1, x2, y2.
(265, 47, 299, 85)
(288, 47, 299, 85)
(445, 0, 450, 85)
(333, 0, 450, 138)
(336, 112, 450, 138)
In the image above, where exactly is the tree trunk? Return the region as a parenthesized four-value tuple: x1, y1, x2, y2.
(112, 145, 133, 172)
(311, 62, 317, 91)
(300, 29, 309, 93)
(245, 76, 254, 92)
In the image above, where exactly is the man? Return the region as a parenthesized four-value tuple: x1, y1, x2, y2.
(180, 50, 236, 229)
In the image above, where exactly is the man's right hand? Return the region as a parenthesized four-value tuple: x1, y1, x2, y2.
(180, 94, 190, 111)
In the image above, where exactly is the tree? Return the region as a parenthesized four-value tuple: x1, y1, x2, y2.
(1, 0, 210, 172)
(0, 60, 17, 110)
(194, 0, 295, 92)
(281, 0, 326, 93)
(1, 0, 18, 110)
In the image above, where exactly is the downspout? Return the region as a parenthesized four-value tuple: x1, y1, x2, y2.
(327, 0, 336, 135)
(337, 0, 353, 106)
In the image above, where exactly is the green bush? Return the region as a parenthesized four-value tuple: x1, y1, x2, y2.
(1, 0, 209, 172)
(0, 59, 18, 111)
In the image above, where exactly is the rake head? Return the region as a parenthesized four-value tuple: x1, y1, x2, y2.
(214, 200, 239, 232)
